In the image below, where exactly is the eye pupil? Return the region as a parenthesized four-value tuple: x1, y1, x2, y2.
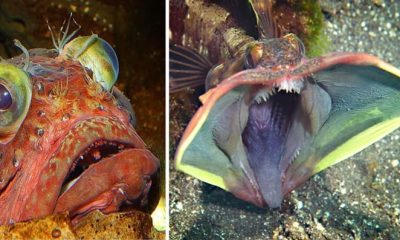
(244, 44, 263, 69)
(245, 52, 255, 69)
(0, 84, 12, 110)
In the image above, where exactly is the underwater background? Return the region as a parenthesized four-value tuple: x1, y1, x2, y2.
(0, 0, 165, 237)
(169, 0, 400, 239)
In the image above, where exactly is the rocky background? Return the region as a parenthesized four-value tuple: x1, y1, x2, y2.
(169, 0, 400, 239)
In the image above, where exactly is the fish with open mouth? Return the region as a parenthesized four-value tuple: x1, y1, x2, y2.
(170, 0, 400, 208)
(0, 17, 160, 225)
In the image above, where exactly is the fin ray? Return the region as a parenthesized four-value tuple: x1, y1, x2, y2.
(170, 45, 212, 92)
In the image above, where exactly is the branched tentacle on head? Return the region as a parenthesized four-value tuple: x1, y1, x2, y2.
(47, 13, 81, 55)
(13, 39, 30, 71)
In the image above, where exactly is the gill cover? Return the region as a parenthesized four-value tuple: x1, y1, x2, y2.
(0, 63, 32, 144)
(175, 53, 400, 207)
(61, 35, 119, 91)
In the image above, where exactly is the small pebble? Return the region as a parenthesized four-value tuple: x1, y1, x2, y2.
(176, 202, 183, 210)
(391, 160, 399, 167)
(296, 201, 303, 210)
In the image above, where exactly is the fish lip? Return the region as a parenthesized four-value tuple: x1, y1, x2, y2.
(59, 139, 135, 196)
(36, 116, 146, 214)
(55, 116, 145, 191)
(55, 148, 159, 223)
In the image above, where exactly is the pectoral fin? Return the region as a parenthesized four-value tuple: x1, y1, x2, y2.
(169, 45, 212, 92)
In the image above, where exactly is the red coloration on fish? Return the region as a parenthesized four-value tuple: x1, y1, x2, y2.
(0, 53, 159, 225)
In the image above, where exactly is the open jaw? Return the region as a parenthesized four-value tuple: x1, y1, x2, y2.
(29, 117, 159, 223)
(177, 54, 400, 210)
(213, 77, 331, 208)
(55, 145, 159, 223)
(59, 139, 134, 196)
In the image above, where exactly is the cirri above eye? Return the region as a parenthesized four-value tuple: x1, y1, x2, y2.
(0, 63, 32, 143)
(60, 35, 119, 91)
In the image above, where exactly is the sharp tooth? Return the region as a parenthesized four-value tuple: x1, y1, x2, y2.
(79, 155, 84, 160)
(262, 95, 267, 102)
(93, 150, 101, 160)
(60, 176, 81, 195)
(118, 188, 125, 195)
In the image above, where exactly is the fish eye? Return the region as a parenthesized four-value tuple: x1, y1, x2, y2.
(0, 84, 12, 111)
(61, 35, 119, 91)
(283, 34, 305, 56)
(0, 63, 32, 143)
(244, 43, 264, 69)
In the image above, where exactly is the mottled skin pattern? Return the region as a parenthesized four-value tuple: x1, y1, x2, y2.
(0, 52, 159, 225)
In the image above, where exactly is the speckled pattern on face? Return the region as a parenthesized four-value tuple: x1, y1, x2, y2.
(0, 51, 159, 225)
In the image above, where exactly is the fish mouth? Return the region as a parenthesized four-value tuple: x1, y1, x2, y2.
(60, 139, 133, 196)
(212, 76, 331, 208)
(243, 86, 301, 208)
(241, 78, 331, 208)
(45, 117, 159, 222)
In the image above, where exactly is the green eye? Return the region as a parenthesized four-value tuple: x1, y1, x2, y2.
(0, 63, 31, 143)
(61, 35, 119, 91)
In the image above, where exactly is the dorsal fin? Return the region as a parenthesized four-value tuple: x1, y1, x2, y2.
(249, 0, 279, 38)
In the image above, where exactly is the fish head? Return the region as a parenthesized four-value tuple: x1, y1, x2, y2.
(205, 34, 306, 90)
(244, 34, 305, 71)
(0, 36, 159, 225)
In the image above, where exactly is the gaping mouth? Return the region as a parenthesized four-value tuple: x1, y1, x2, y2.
(60, 140, 133, 195)
(242, 78, 331, 207)
(242, 82, 303, 208)
(212, 77, 331, 208)
(43, 117, 160, 222)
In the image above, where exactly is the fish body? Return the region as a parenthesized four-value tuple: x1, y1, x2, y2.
(171, 0, 400, 208)
(0, 34, 159, 225)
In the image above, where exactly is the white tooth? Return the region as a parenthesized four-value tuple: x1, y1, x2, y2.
(262, 95, 267, 102)
(79, 155, 84, 160)
(60, 176, 81, 195)
(280, 80, 288, 92)
(118, 188, 126, 196)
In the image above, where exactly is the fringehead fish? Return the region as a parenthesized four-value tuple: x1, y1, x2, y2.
(0, 16, 160, 225)
(171, 0, 400, 208)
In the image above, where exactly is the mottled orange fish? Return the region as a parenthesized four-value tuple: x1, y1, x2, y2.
(0, 18, 159, 225)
